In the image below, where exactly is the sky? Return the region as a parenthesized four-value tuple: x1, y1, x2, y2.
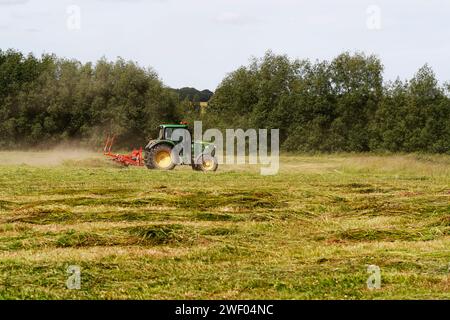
(1, 0, 449, 90)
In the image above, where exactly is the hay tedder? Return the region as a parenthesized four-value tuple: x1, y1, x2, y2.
(103, 135, 144, 167)
(103, 123, 218, 171)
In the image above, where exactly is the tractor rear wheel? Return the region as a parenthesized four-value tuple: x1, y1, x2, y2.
(148, 144, 176, 170)
(144, 151, 155, 169)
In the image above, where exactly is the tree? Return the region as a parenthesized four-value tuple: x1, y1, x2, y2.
(328, 52, 383, 151)
(373, 65, 450, 153)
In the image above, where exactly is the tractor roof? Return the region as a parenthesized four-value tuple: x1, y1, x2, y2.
(160, 124, 188, 129)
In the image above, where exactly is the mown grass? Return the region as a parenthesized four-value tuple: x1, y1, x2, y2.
(0, 152, 448, 299)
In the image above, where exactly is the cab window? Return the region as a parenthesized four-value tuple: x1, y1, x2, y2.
(164, 128, 173, 139)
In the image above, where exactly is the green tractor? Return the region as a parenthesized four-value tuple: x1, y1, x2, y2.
(144, 124, 218, 172)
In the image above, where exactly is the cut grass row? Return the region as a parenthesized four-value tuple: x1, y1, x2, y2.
(0, 153, 448, 299)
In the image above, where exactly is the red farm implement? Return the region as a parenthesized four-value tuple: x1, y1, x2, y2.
(103, 135, 144, 167)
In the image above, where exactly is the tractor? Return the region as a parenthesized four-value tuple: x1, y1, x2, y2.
(144, 123, 218, 171)
(104, 123, 218, 171)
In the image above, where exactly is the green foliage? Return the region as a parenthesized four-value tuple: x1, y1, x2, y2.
(0, 48, 449, 153)
(0, 50, 179, 149)
(207, 51, 449, 154)
(372, 65, 450, 153)
(172, 87, 213, 102)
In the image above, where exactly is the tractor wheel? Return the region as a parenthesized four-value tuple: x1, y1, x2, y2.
(148, 144, 176, 170)
(144, 151, 155, 169)
(195, 155, 218, 172)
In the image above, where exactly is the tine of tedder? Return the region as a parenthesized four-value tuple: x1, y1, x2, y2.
(109, 135, 115, 153)
(104, 136, 110, 153)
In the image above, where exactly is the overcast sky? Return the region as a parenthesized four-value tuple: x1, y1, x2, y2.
(1, 0, 449, 90)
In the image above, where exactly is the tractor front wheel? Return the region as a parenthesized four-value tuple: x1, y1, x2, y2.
(147, 144, 176, 170)
(194, 155, 218, 172)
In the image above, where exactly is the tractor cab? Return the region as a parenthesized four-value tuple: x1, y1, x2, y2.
(157, 124, 189, 141)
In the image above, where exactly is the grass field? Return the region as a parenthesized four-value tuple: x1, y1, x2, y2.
(0, 151, 449, 299)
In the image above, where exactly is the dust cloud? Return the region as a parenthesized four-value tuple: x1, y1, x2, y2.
(0, 148, 99, 166)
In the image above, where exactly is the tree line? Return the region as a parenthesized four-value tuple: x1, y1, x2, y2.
(204, 51, 449, 153)
(0, 49, 181, 149)
(0, 49, 449, 153)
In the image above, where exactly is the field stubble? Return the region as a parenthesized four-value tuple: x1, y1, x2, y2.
(0, 151, 449, 299)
